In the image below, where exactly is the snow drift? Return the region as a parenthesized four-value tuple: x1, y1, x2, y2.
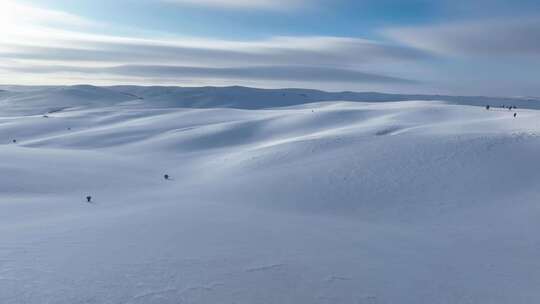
(1, 86, 540, 303)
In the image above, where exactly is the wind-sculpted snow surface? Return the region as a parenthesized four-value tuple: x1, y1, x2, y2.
(1, 88, 540, 303)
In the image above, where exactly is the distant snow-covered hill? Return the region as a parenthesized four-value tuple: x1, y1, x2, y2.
(108, 85, 540, 109)
(1, 85, 539, 115)
(0, 85, 135, 115)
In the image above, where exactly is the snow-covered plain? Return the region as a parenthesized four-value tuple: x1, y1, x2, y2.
(2, 85, 540, 303)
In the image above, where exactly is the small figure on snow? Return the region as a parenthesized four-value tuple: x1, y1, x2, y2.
(485, 105, 490, 110)
(514, 113, 517, 118)
(164, 174, 170, 180)
(86, 196, 92, 203)
(12, 139, 16, 143)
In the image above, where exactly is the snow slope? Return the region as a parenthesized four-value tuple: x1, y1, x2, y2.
(3, 84, 540, 112)
(1, 86, 540, 303)
(108, 85, 540, 110)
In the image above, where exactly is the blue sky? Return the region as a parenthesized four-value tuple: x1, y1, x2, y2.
(1, 0, 540, 96)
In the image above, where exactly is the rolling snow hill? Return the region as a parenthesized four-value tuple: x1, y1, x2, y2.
(1, 86, 540, 303)
(2, 85, 539, 114)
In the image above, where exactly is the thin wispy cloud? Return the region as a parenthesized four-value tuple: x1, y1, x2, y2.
(384, 18, 540, 57)
(162, 0, 311, 10)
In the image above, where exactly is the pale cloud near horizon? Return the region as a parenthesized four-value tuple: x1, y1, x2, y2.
(1, 35, 425, 67)
(7, 64, 414, 84)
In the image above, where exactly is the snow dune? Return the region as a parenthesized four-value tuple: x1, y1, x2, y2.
(1, 86, 540, 303)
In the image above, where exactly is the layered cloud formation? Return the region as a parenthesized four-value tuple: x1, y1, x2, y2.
(0, 0, 422, 89)
(1, 0, 539, 95)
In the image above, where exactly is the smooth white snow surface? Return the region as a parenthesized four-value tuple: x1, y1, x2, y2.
(1, 86, 540, 303)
